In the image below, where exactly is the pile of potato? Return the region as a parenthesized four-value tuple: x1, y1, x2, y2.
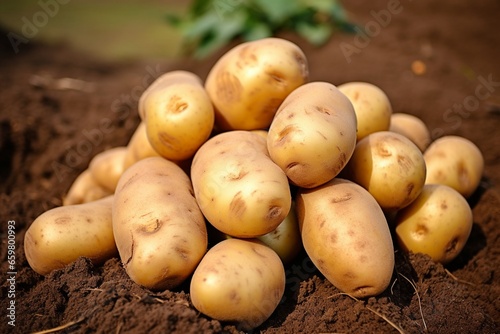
(24, 37, 484, 330)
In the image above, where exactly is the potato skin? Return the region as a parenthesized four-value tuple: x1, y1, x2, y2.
(140, 71, 214, 161)
(89, 146, 128, 192)
(267, 82, 357, 188)
(338, 81, 392, 141)
(424, 135, 484, 198)
(24, 196, 117, 275)
(112, 157, 207, 290)
(190, 238, 285, 330)
(191, 131, 291, 238)
(205, 37, 309, 130)
(395, 184, 473, 264)
(297, 178, 394, 298)
(389, 113, 431, 152)
(63, 169, 112, 205)
(345, 131, 426, 211)
(123, 122, 161, 170)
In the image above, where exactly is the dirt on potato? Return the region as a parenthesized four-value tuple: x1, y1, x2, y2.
(1, 0, 500, 333)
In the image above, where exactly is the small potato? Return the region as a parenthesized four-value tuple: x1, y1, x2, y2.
(344, 131, 426, 211)
(140, 71, 214, 161)
(190, 238, 285, 330)
(267, 82, 357, 188)
(62, 169, 112, 205)
(113, 157, 207, 290)
(297, 178, 394, 298)
(389, 113, 431, 152)
(24, 196, 117, 275)
(338, 81, 392, 141)
(257, 203, 302, 264)
(395, 184, 473, 264)
(424, 135, 484, 198)
(191, 131, 291, 238)
(123, 122, 161, 170)
(89, 146, 128, 192)
(205, 37, 309, 130)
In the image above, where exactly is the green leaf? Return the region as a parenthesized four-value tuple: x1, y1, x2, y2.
(295, 21, 332, 46)
(253, 0, 300, 24)
(242, 21, 273, 41)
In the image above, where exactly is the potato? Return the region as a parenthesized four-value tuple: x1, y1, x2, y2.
(89, 146, 128, 192)
(205, 37, 309, 131)
(296, 178, 394, 298)
(112, 157, 207, 290)
(24, 196, 117, 275)
(123, 122, 161, 170)
(257, 202, 302, 264)
(395, 184, 473, 264)
(267, 82, 357, 188)
(140, 71, 214, 161)
(62, 169, 112, 205)
(424, 135, 484, 198)
(191, 130, 291, 238)
(389, 113, 431, 152)
(338, 81, 392, 141)
(190, 238, 285, 330)
(344, 131, 426, 211)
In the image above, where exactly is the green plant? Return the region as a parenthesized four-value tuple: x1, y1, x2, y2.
(167, 0, 355, 58)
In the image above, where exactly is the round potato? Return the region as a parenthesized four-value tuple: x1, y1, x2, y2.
(123, 122, 161, 170)
(338, 81, 392, 141)
(389, 113, 431, 152)
(89, 146, 128, 192)
(190, 238, 285, 330)
(267, 81, 357, 188)
(344, 131, 426, 211)
(296, 178, 394, 298)
(424, 135, 484, 198)
(62, 169, 112, 205)
(205, 37, 309, 130)
(395, 184, 473, 264)
(140, 71, 214, 161)
(24, 196, 117, 275)
(113, 157, 207, 290)
(191, 130, 291, 238)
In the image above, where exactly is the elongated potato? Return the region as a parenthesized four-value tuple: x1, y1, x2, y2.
(297, 178, 394, 298)
(344, 131, 426, 211)
(424, 135, 484, 198)
(140, 71, 214, 161)
(24, 196, 117, 275)
(338, 82, 393, 141)
(113, 157, 207, 290)
(267, 81, 357, 188)
(62, 169, 112, 205)
(205, 37, 309, 130)
(123, 122, 161, 170)
(191, 130, 291, 238)
(89, 146, 128, 192)
(389, 113, 431, 152)
(190, 238, 285, 330)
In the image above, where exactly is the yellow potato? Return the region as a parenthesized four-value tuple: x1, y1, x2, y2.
(338, 81, 392, 141)
(24, 196, 117, 275)
(205, 37, 309, 130)
(140, 71, 214, 161)
(297, 178, 394, 298)
(424, 135, 484, 198)
(190, 238, 285, 330)
(345, 131, 426, 211)
(62, 169, 112, 205)
(112, 157, 207, 290)
(89, 146, 128, 192)
(123, 122, 161, 170)
(267, 81, 357, 188)
(191, 130, 291, 238)
(395, 184, 473, 264)
(389, 113, 431, 152)
(257, 203, 302, 264)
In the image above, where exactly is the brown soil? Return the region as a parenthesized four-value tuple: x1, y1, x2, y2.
(1, 0, 500, 333)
